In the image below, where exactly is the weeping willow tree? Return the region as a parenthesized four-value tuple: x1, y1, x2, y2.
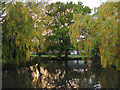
(70, 14, 92, 56)
(70, 2, 119, 70)
(95, 2, 118, 69)
(2, 2, 35, 66)
(2, 1, 53, 67)
(118, 2, 120, 71)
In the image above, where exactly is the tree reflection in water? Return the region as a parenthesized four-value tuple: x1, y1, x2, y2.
(2, 60, 119, 88)
(30, 60, 94, 88)
(30, 64, 65, 88)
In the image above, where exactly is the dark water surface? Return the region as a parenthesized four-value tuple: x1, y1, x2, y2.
(2, 60, 120, 88)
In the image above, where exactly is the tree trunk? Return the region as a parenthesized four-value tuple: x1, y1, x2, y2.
(65, 49, 69, 58)
(20, 54, 23, 63)
(58, 51, 61, 58)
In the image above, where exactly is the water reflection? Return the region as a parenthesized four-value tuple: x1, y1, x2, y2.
(30, 60, 88, 88)
(30, 63, 66, 88)
(2, 60, 119, 88)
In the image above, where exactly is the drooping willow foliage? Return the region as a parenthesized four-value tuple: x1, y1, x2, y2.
(2, 2, 34, 65)
(2, 2, 51, 66)
(70, 2, 119, 70)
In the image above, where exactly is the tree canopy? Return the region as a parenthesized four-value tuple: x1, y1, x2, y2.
(44, 1, 91, 57)
(2, 1, 50, 65)
(70, 2, 119, 70)
(2, 2, 34, 65)
(2, 1, 119, 71)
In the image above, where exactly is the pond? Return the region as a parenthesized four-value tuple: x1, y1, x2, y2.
(2, 59, 120, 88)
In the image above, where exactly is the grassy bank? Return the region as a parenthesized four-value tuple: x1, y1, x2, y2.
(2, 54, 91, 71)
(40, 55, 90, 58)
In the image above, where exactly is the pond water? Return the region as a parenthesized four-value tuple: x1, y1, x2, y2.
(2, 60, 120, 88)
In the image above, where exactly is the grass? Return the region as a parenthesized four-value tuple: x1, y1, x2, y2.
(68, 55, 89, 58)
(30, 55, 38, 57)
(41, 55, 57, 58)
(40, 55, 89, 58)
(30, 54, 91, 60)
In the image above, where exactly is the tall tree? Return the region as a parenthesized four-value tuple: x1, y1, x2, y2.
(70, 14, 92, 55)
(28, 1, 53, 54)
(95, 2, 118, 69)
(45, 1, 91, 58)
(2, 2, 34, 65)
(70, 2, 119, 70)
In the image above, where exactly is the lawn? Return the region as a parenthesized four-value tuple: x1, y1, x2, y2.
(40, 55, 89, 58)
(68, 55, 89, 58)
(30, 55, 38, 57)
(41, 55, 57, 58)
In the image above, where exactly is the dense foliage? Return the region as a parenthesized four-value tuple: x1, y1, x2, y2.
(2, 1, 119, 71)
(70, 2, 119, 70)
(2, 2, 50, 66)
(2, 2, 34, 65)
(45, 1, 91, 57)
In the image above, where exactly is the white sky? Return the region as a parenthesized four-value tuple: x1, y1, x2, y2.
(50, 0, 107, 14)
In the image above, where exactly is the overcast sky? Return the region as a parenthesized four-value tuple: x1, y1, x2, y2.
(50, 0, 107, 15)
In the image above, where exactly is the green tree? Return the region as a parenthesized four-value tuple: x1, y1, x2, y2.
(2, 1, 53, 67)
(28, 1, 53, 54)
(45, 1, 91, 58)
(70, 14, 92, 55)
(118, 1, 120, 71)
(70, 2, 119, 70)
(2, 2, 34, 66)
(95, 2, 118, 69)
